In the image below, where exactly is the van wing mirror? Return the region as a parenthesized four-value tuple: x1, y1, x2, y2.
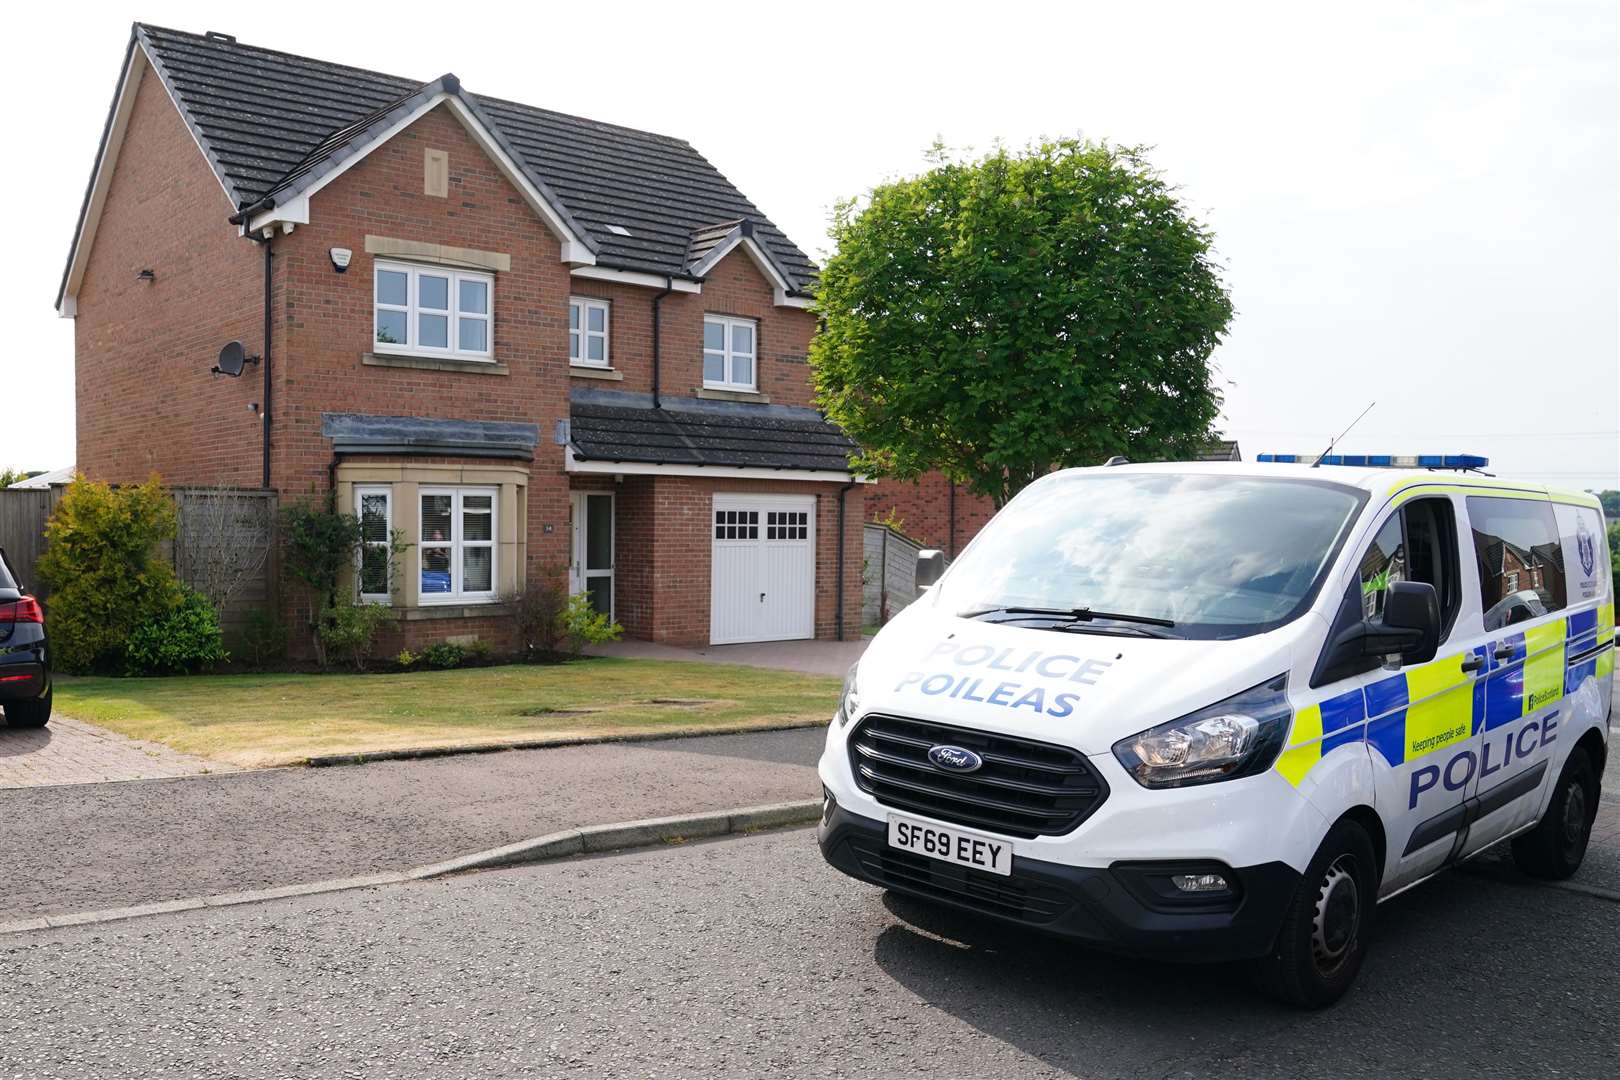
(915, 549, 946, 591)
(1378, 580, 1440, 664)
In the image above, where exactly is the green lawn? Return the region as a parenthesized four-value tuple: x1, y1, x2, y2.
(55, 658, 838, 768)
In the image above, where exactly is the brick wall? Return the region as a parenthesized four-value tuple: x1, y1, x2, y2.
(74, 63, 264, 487)
(867, 474, 997, 558)
(573, 475, 863, 647)
(75, 91, 845, 651)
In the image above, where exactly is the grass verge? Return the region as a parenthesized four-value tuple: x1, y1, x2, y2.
(54, 658, 838, 768)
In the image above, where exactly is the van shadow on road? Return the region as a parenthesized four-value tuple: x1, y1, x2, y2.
(868, 868, 1619, 1079)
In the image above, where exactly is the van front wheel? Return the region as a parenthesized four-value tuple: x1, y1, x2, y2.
(1249, 819, 1378, 1009)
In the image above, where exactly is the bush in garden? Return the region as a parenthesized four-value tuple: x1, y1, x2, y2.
(36, 475, 184, 673)
(240, 607, 289, 670)
(125, 588, 229, 675)
(316, 598, 394, 672)
(421, 641, 466, 670)
(560, 593, 622, 657)
(510, 575, 569, 660)
(464, 639, 494, 666)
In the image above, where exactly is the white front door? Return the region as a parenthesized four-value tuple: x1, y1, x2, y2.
(710, 494, 816, 645)
(570, 492, 614, 618)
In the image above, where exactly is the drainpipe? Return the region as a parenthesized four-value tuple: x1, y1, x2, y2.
(948, 480, 957, 559)
(650, 276, 675, 409)
(835, 480, 857, 641)
(256, 234, 273, 490)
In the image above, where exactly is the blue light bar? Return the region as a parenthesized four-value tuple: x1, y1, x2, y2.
(1257, 453, 1489, 469)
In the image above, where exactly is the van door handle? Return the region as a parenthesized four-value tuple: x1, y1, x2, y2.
(1493, 644, 1516, 662)
(1461, 655, 1485, 674)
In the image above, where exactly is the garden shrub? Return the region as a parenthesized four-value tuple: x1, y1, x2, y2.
(239, 607, 289, 670)
(395, 649, 420, 671)
(317, 599, 394, 672)
(125, 588, 229, 675)
(37, 475, 184, 673)
(464, 639, 494, 665)
(510, 575, 568, 659)
(421, 641, 466, 670)
(560, 593, 622, 657)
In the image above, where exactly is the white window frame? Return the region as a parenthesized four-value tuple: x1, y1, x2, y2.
(418, 486, 499, 604)
(703, 315, 758, 391)
(374, 259, 494, 360)
(356, 486, 393, 604)
(569, 297, 611, 368)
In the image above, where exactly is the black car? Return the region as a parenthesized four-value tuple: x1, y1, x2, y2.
(0, 547, 51, 728)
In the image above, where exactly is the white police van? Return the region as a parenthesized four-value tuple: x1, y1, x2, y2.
(818, 456, 1614, 1007)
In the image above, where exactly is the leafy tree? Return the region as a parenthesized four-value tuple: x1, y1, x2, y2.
(1609, 521, 1620, 585)
(812, 140, 1233, 507)
(1596, 489, 1620, 518)
(0, 468, 20, 489)
(36, 475, 184, 672)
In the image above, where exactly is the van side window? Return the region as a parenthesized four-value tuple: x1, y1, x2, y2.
(1467, 496, 1567, 631)
(1360, 516, 1405, 619)
(1356, 499, 1461, 635)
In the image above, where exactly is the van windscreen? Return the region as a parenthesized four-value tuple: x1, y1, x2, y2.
(936, 473, 1366, 640)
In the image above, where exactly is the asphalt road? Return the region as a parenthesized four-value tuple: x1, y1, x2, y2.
(2, 825, 1616, 1079)
(0, 726, 825, 918)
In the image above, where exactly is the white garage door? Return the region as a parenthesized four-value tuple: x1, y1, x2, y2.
(711, 494, 817, 645)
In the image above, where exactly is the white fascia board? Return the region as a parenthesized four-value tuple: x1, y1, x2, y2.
(60, 44, 208, 316)
(244, 93, 594, 267)
(445, 96, 593, 265)
(565, 445, 865, 484)
(570, 265, 702, 293)
(773, 289, 813, 309)
(691, 233, 807, 310)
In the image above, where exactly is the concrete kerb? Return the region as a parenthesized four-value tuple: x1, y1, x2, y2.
(301, 719, 828, 767)
(0, 799, 823, 937)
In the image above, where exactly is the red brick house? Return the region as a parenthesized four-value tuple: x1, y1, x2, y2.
(57, 24, 863, 651)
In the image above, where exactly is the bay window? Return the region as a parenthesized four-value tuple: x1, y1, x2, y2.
(420, 487, 498, 603)
(356, 486, 392, 602)
(374, 260, 493, 359)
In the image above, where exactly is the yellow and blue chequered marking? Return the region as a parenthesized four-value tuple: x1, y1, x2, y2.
(1278, 609, 1610, 788)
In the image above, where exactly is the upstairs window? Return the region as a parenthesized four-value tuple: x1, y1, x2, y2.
(570, 298, 610, 367)
(374, 260, 492, 360)
(703, 315, 757, 391)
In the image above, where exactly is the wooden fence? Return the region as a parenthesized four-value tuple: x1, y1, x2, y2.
(0, 485, 276, 632)
(0, 487, 63, 599)
(863, 522, 945, 626)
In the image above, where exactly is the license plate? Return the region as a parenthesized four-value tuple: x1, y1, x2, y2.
(887, 814, 1012, 876)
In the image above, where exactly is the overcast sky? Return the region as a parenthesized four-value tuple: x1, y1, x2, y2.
(6, 1, 1616, 487)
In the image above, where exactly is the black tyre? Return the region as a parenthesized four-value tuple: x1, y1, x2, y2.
(1511, 747, 1596, 880)
(1250, 819, 1378, 1009)
(3, 687, 51, 729)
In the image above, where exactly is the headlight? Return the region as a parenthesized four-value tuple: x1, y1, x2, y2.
(1111, 675, 1290, 789)
(836, 661, 862, 726)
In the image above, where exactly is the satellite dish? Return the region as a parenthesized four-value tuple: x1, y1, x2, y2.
(212, 341, 259, 377)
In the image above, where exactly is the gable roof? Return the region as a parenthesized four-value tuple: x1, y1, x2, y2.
(59, 24, 818, 310)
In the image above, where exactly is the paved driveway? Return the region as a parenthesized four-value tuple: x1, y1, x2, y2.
(0, 714, 228, 788)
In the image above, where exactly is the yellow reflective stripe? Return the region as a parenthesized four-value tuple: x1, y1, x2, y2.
(1387, 480, 1547, 504)
(1276, 703, 1323, 788)
(1522, 618, 1566, 714)
(1405, 654, 1473, 759)
(1598, 644, 1615, 680)
(1598, 601, 1616, 637)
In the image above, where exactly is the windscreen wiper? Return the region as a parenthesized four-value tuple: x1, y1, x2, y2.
(961, 605, 1176, 630)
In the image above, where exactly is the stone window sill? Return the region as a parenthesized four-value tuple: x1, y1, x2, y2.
(696, 387, 770, 403)
(363, 353, 509, 376)
(396, 602, 516, 621)
(569, 365, 624, 381)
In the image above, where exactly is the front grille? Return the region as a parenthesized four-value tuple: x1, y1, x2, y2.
(847, 837, 1073, 923)
(848, 714, 1107, 838)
